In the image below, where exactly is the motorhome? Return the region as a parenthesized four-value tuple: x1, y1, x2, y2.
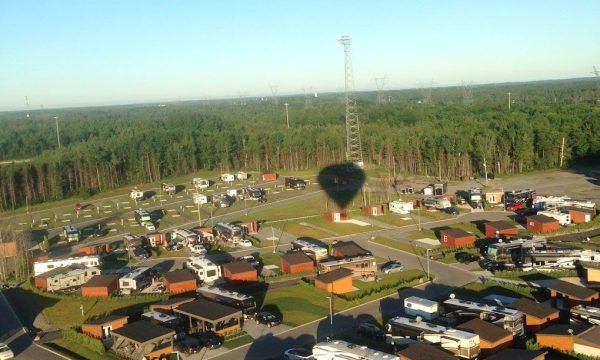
(63, 225, 81, 243)
(522, 249, 600, 271)
(184, 257, 221, 283)
(129, 188, 144, 201)
(312, 340, 398, 360)
(236, 171, 248, 180)
(213, 223, 243, 242)
(196, 285, 257, 318)
(388, 200, 414, 215)
(192, 178, 210, 189)
(161, 183, 176, 195)
(291, 239, 328, 261)
(34, 255, 101, 276)
(318, 256, 377, 277)
(134, 209, 151, 225)
(404, 296, 439, 320)
(485, 237, 547, 263)
(220, 173, 235, 182)
(385, 316, 480, 359)
(192, 193, 209, 205)
(172, 229, 199, 245)
(468, 188, 482, 208)
(443, 294, 524, 336)
(571, 305, 600, 325)
(119, 267, 152, 294)
(504, 189, 536, 208)
(212, 193, 233, 208)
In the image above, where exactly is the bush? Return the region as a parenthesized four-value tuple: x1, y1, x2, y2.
(337, 274, 425, 302)
(61, 328, 105, 353)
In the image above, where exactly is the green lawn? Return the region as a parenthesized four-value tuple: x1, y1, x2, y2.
(240, 194, 334, 222)
(22, 282, 166, 327)
(369, 237, 426, 256)
(368, 213, 414, 227)
(150, 247, 189, 259)
(223, 334, 254, 349)
(49, 340, 120, 360)
(493, 269, 578, 280)
(353, 269, 426, 292)
(259, 252, 282, 267)
(303, 218, 380, 236)
(451, 280, 549, 303)
(283, 222, 332, 239)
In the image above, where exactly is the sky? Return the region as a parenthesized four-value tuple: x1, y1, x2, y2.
(1, 0, 599, 110)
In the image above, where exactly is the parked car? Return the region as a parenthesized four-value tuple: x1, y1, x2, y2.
(441, 206, 459, 215)
(455, 252, 480, 264)
(237, 255, 260, 267)
(238, 239, 253, 248)
(479, 259, 507, 272)
(0, 343, 14, 360)
(356, 323, 385, 340)
(190, 244, 207, 255)
(284, 348, 314, 360)
(143, 222, 156, 231)
(200, 331, 223, 350)
(256, 311, 281, 328)
(381, 261, 404, 274)
(132, 248, 149, 259)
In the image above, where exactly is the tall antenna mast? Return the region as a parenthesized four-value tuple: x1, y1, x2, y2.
(338, 35, 363, 167)
(25, 96, 30, 118)
(374, 76, 387, 105)
(301, 87, 315, 108)
(269, 84, 279, 105)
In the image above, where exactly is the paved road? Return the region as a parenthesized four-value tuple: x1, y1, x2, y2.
(0, 290, 65, 360)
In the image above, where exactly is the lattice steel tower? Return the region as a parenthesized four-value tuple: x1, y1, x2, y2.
(338, 35, 364, 168)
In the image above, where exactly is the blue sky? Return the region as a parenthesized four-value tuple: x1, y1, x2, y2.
(1, 0, 598, 110)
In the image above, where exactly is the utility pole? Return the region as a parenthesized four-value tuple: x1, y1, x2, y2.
(54, 116, 61, 148)
(338, 35, 364, 168)
(327, 295, 333, 335)
(483, 157, 488, 184)
(507, 92, 511, 111)
(269, 84, 279, 105)
(284, 103, 290, 129)
(560, 137, 565, 167)
(426, 248, 431, 281)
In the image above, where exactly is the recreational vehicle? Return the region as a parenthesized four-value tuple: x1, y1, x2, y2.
(571, 305, 600, 325)
(129, 188, 144, 201)
(318, 256, 377, 277)
(193, 193, 209, 205)
(312, 340, 398, 360)
(404, 296, 439, 320)
(196, 285, 257, 318)
(134, 209, 151, 225)
(192, 178, 210, 189)
(538, 210, 571, 226)
(213, 223, 243, 242)
(388, 200, 413, 215)
(184, 257, 221, 283)
(62, 225, 81, 243)
(236, 171, 248, 180)
(291, 239, 328, 261)
(161, 183, 176, 195)
(119, 267, 152, 294)
(34, 255, 101, 276)
(220, 173, 235, 182)
(172, 229, 199, 245)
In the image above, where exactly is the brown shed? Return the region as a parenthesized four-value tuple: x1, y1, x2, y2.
(536, 323, 591, 353)
(580, 261, 600, 283)
(439, 228, 476, 248)
(456, 318, 512, 356)
(163, 269, 197, 294)
(397, 342, 456, 360)
(280, 252, 314, 274)
(82, 315, 129, 339)
(510, 298, 559, 330)
(548, 280, 600, 308)
(485, 221, 519, 239)
(261, 171, 277, 181)
(222, 261, 257, 282)
(81, 274, 120, 298)
(315, 268, 353, 294)
(323, 210, 348, 223)
(565, 206, 596, 224)
(362, 204, 387, 216)
(146, 232, 167, 247)
(526, 215, 560, 233)
(111, 320, 175, 360)
(331, 241, 371, 259)
(485, 348, 547, 360)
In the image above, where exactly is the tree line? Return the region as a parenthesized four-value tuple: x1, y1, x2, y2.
(0, 78, 598, 211)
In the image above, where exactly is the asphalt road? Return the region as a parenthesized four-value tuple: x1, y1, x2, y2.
(0, 290, 65, 360)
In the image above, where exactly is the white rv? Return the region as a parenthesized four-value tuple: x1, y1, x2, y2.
(404, 296, 439, 320)
(220, 173, 235, 182)
(130, 188, 144, 201)
(236, 171, 248, 180)
(312, 340, 398, 360)
(172, 229, 199, 245)
(388, 200, 414, 215)
(119, 267, 152, 294)
(62, 225, 81, 243)
(538, 210, 571, 226)
(226, 189, 238, 197)
(184, 257, 222, 283)
(193, 193, 209, 205)
(33, 255, 101, 276)
(192, 178, 210, 189)
(291, 239, 328, 261)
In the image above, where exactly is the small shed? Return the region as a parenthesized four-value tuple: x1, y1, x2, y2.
(146, 232, 167, 247)
(565, 206, 596, 224)
(0, 240, 16, 258)
(111, 320, 175, 360)
(361, 204, 387, 216)
(163, 269, 197, 294)
(439, 228, 476, 248)
(149, 296, 195, 313)
(280, 252, 314, 274)
(548, 280, 600, 308)
(315, 268, 353, 294)
(81, 274, 120, 298)
(456, 318, 512, 357)
(261, 171, 277, 182)
(580, 261, 600, 283)
(239, 221, 259, 235)
(397, 342, 456, 360)
(485, 221, 519, 239)
(79, 243, 111, 256)
(485, 349, 547, 360)
(82, 315, 129, 339)
(510, 298, 559, 330)
(174, 299, 242, 335)
(574, 326, 600, 358)
(526, 215, 560, 233)
(323, 210, 348, 223)
(484, 190, 504, 205)
(536, 323, 591, 353)
(331, 241, 371, 259)
(222, 261, 257, 282)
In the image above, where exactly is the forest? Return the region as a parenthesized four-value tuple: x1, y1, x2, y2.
(0, 77, 599, 211)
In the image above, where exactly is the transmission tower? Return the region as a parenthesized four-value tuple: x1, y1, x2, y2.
(418, 80, 435, 104)
(301, 87, 315, 108)
(461, 81, 474, 106)
(338, 35, 364, 167)
(374, 76, 387, 105)
(269, 84, 279, 105)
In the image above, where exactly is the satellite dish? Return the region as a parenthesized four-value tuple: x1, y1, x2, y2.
(416, 316, 422, 323)
(568, 328, 574, 335)
(450, 293, 456, 299)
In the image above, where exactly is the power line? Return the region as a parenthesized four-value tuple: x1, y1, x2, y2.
(269, 84, 279, 105)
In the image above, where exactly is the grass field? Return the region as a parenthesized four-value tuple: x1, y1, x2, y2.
(368, 213, 414, 227)
(303, 218, 380, 236)
(452, 280, 549, 303)
(223, 333, 254, 349)
(283, 222, 332, 239)
(369, 237, 426, 256)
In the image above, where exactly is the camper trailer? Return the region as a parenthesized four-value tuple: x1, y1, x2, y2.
(129, 188, 144, 201)
(212, 193, 233, 208)
(192, 193, 209, 205)
(538, 210, 571, 226)
(119, 267, 152, 294)
(318, 256, 377, 277)
(388, 200, 414, 215)
(192, 178, 210, 189)
(213, 223, 243, 242)
(172, 229, 199, 246)
(184, 257, 222, 283)
(220, 173, 235, 182)
(291, 239, 328, 261)
(404, 296, 439, 320)
(236, 171, 248, 180)
(33, 255, 102, 276)
(161, 183, 176, 195)
(63, 225, 81, 243)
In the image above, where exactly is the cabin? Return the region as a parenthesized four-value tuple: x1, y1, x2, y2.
(361, 204, 387, 216)
(526, 215, 560, 233)
(331, 241, 371, 259)
(565, 206, 596, 224)
(261, 171, 277, 182)
(315, 268, 353, 294)
(456, 318, 512, 357)
(82, 315, 129, 339)
(484, 190, 504, 205)
(173, 299, 243, 335)
(81, 274, 120, 298)
(439, 228, 476, 248)
(280, 252, 314, 274)
(111, 320, 175, 360)
(536, 323, 592, 353)
(323, 210, 348, 223)
(485, 221, 519, 239)
(163, 269, 197, 294)
(222, 261, 257, 282)
(239, 221, 259, 235)
(548, 280, 600, 308)
(510, 298, 559, 330)
(580, 261, 600, 283)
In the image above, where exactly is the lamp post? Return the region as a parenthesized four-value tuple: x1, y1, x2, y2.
(327, 295, 333, 335)
(426, 248, 431, 281)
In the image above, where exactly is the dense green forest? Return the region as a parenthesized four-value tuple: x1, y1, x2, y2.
(0, 78, 599, 211)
